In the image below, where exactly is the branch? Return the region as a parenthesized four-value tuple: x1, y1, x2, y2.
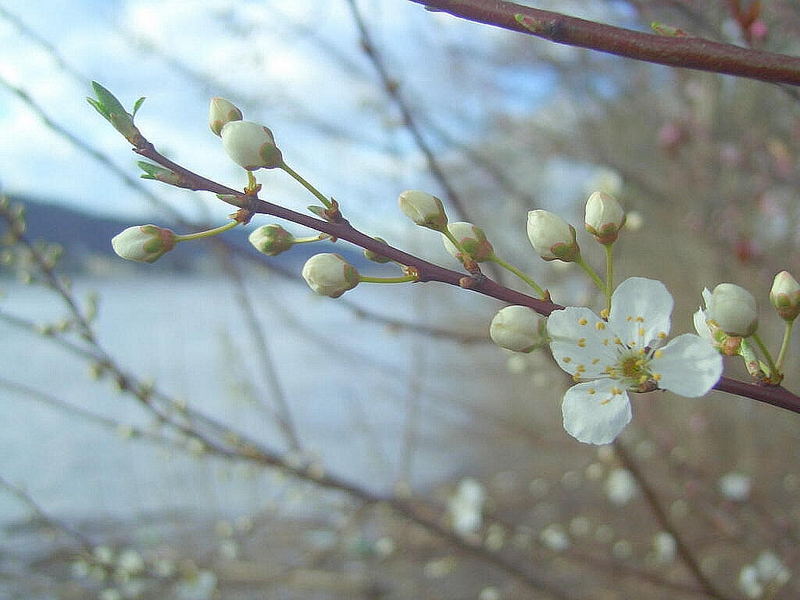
(128, 138, 800, 419)
(408, 0, 800, 86)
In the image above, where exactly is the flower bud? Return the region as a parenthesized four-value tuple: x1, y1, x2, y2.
(585, 191, 625, 244)
(111, 225, 176, 263)
(489, 305, 543, 352)
(442, 222, 494, 263)
(248, 224, 294, 256)
(708, 283, 758, 337)
(398, 190, 447, 230)
(770, 270, 800, 321)
(527, 210, 579, 262)
(301, 253, 360, 298)
(220, 121, 283, 170)
(209, 97, 243, 136)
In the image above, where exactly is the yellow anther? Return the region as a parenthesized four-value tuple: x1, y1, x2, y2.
(572, 374, 581, 382)
(653, 373, 662, 381)
(591, 358, 600, 365)
(657, 332, 667, 339)
(611, 387, 623, 395)
(578, 317, 588, 326)
(600, 308, 609, 319)
(563, 357, 572, 363)
(577, 338, 587, 348)
(595, 322, 606, 330)
(635, 316, 644, 322)
(588, 388, 596, 395)
(603, 339, 609, 346)
(638, 327, 645, 336)
(653, 350, 663, 359)
(626, 316, 633, 322)
(614, 337, 622, 345)
(600, 397, 612, 405)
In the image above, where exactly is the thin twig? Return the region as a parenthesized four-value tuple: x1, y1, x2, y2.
(408, 0, 800, 86)
(613, 438, 733, 600)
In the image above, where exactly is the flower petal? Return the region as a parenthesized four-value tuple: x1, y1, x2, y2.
(650, 334, 723, 397)
(547, 307, 618, 378)
(609, 277, 673, 348)
(693, 308, 712, 340)
(562, 379, 632, 445)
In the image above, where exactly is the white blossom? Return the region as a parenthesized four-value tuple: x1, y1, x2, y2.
(547, 277, 723, 444)
(605, 468, 638, 505)
(448, 477, 486, 536)
(718, 471, 751, 502)
(739, 551, 791, 598)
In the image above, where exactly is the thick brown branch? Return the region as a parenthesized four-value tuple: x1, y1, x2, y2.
(409, 0, 800, 86)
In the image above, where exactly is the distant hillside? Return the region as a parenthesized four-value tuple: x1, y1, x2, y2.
(3, 194, 392, 275)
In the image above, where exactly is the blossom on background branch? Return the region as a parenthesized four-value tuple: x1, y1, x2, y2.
(407, 0, 800, 86)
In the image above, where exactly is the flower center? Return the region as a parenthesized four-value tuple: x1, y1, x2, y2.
(615, 349, 655, 387)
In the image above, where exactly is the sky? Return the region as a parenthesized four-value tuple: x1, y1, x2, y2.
(0, 1, 487, 224)
(0, 0, 633, 238)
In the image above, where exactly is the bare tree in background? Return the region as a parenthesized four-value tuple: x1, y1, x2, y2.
(0, 1, 799, 598)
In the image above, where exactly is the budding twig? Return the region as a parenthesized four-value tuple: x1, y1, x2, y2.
(408, 0, 800, 86)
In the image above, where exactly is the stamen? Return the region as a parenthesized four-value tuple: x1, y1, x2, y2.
(577, 338, 587, 348)
(595, 322, 606, 330)
(578, 317, 588, 326)
(562, 357, 572, 363)
(653, 350, 663, 358)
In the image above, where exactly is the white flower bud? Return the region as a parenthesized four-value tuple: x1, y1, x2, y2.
(708, 283, 758, 337)
(398, 190, 447, 229)
(526, 210, 579, 262)
(220, 121, 283, 170)
(489, 306, 543, 352)
(248, 224, 294, 256)
(301, 253, 360, 298)
(442, 222, 494, 262)
(770, 270, 800, 321)
(585, 191, 625, 244)
(209, 97, 243, 136)
(111, 225, 176, 263)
